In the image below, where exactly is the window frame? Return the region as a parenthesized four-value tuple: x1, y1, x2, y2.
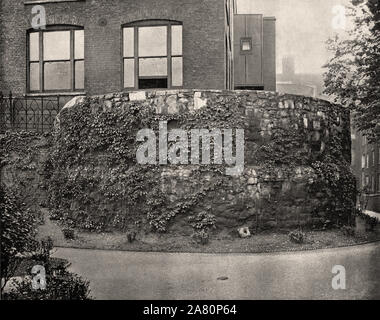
(27, 25, 85, 93)
(121, 20, 183, 90)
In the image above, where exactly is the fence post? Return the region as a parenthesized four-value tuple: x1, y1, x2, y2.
(0, 91, 3, 133)
(41, 96, 44, 132)
(25, 95, 28, 130)
(9, 91, 14, 129)
(57, 95, 60, 113)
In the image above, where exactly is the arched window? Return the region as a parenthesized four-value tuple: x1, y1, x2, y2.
(122, 20, 183, 90)
(27, 25, 84, 92)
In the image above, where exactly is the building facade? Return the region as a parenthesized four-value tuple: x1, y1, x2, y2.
(276, 56, 325, 99)
(351, 130, 380, 213)
(0, 0, 276, 97)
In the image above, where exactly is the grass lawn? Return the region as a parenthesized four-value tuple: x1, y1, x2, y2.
(37, 208, 380, 254)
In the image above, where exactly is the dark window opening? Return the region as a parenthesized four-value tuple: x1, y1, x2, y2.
(235, 86, 264, 90)
(139, 78, 168, 89)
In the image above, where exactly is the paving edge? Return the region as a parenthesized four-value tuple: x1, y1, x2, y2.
(52, 238, 380, 256)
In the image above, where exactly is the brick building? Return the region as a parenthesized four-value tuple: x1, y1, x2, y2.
(351, 130, 380, 213)
(0, 0, 276, 98)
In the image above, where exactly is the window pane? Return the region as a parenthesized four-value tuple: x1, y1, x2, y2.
(29, 62, 40, 91)
(44, 61, 71, 90)
(29, 32, 39, 61)
(124, 59, 135, 87)
(171, 25, 182, 56)
(74, 30, 84, 60)
(242, 40, 251, 51)
(139, 58, 167, 77)
(43, 31, 70, 61)
(123, 27, 134, 58)
(75, 60, 84, 89)
(172, 57, 183, 86)
(138, 26, 167, 57)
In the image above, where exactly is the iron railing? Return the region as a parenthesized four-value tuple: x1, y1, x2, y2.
(0, 92, 74, 133)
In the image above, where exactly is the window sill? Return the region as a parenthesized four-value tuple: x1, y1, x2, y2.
(24, 92, 86, 97)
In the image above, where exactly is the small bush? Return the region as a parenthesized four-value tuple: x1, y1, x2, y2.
(127, 231, 136, 243)
(188, 212, 216, 230)
(3, 271, 91, 300)
(341, 225, 355, 237)
(365, 216, 378, 231)
(288, 230, 305, 244)
(188, 212, 216, 245)
(62, 228, 75, 240)
(191, 230, 209, 245)
(356, 210, 379, 232)
(32, 237, 54, 264)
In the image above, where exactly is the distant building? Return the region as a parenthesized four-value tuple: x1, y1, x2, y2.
(0, 0, 276, 97)
(351, 129, 380, 213)
(276, 56, 324, 98)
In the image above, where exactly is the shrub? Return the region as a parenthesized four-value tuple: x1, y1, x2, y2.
(191, 230, 209, 245)
(365, 216, 378, 232)
(62, 228, 75, 240)
(188, 212, 216, 231)
(188, 212, 216, 245)
(356, 210, 379, 232)
(2, 236, 92, 300)
(341, 225, 355, 237)
(127, 231, 136, 243)
(0, 185, 37, 295)
(3, 270, 91, 300)
(288, 230, 306, 244)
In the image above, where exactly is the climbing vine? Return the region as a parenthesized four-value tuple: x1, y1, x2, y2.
(1, 91, 357, 235)
(45, 95, 245, 233)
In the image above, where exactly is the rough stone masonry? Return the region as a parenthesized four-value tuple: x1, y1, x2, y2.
(0, 90, 355, 235)
(48, 90, 354, 234)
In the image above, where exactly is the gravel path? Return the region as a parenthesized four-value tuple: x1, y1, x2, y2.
(53, 242, 380, 300)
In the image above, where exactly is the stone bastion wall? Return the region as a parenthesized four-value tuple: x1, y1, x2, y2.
(1, 90, 356, 236)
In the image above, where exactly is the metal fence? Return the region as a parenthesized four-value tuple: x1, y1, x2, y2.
(0, 92, 74, 133)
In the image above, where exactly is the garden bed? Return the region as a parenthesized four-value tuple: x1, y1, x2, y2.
(37, 210, 380, 254)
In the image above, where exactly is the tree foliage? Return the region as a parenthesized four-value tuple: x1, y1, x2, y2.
(0, 185, 37, 294)
(324, 0, 380, 142)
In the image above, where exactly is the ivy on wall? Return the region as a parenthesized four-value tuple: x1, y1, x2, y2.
(0, 91, 357, 235)
(46, 95, 245, 234)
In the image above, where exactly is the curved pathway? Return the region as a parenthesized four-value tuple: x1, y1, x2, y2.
(53, 243, 380, 300)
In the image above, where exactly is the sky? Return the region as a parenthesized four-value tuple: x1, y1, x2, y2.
(236, 0, 352, 74)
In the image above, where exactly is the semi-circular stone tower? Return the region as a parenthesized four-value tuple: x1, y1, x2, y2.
(51, 90, 355, 234)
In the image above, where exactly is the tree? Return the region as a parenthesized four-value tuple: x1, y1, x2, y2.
(0, 185, 37, 295)
(324, 0, 380, 143)
(1, 185, 92, 300)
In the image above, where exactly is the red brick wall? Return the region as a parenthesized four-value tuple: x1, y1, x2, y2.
(0, 0, 226, 95)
